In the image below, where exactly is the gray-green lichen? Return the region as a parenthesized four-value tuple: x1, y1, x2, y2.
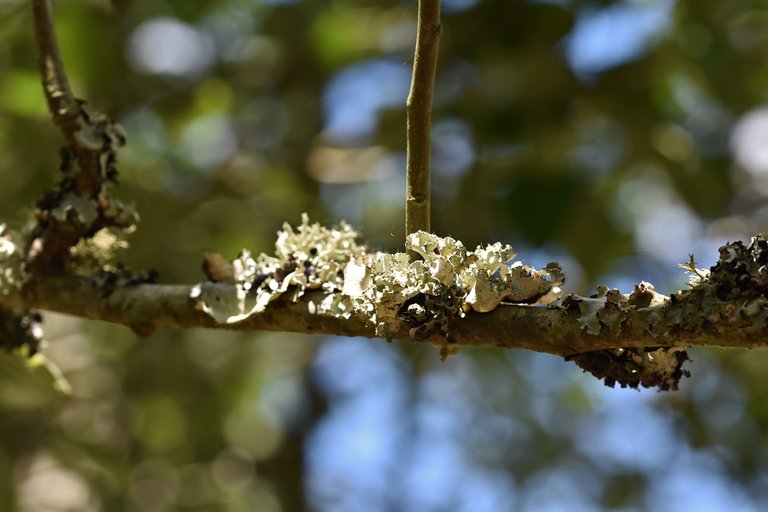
(192, 215, 365, 323)
(665, 235, 768, 338)
(26, 100, 138, 271)
(0, 225, 24, 297)
(192, 215, 564, 340)
(562, 235, 768, 342)
(190, 220, 768, 390)
(561, 282, 691, 390)
(73, 107, 127, 152)
(566, 347, 690, 391)
(67, 227, 130, 275)
(0, 225, 46, 358)
(336, 232, 563, 338)
(561, 281, 668, 337)
(562, 235, 768, 389)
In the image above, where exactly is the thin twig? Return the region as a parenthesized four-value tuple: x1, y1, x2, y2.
(26, 0, 137, 271)
(406, 0, 442, 238)
(30, 0, 78, 132)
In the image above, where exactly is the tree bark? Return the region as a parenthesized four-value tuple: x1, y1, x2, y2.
(3, 274, 767, 357)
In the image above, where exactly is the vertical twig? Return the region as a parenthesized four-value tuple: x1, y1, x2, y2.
(30, 0, 78, 133)
(406, 0, 442, 239)
(26, 0, 138, 271)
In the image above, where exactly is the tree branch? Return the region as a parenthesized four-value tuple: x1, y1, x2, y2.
(27, 0, 136, 272)
(1, 274, 767, 355)
(10, 223, 766, 390)
(406, 0, 442, 237)
(14, 1, 765, 392)
(31, 0, 77, 132)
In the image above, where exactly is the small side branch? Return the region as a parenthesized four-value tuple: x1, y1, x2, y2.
(31, 0, 77, 132)
(406, 0, 442, 237)
(27, 0, 136, 271)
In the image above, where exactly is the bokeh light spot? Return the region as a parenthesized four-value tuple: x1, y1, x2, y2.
(129, 18, 215, 79)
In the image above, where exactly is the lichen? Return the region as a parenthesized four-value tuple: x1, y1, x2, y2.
(338, 232, 563, 338)
(192, 223, 768, 391)
(51, 192, 99, 226)
(561, 281, 690, 390)
(0, 225, 24, 297)
(0, 225, 46, 359)
(567, 347, 690, 391)
(73, 101, 127, 152)
(65, 226, 156, 290)
(26, 100, 137, 271)
(561, 281, 667, 337)
(192, 214, 366, 324)
(561, 236, 768, 390)
(663, 235, 768, 338)
(67, 227, 130, 275)
(571, 235, 768, 343)
(192, 216, 564, 341)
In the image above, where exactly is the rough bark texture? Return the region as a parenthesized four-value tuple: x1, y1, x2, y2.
(2, 268, 767, 357)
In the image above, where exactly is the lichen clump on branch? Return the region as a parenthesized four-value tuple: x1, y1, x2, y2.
(562, 235, 768, 390)
(191, 215, 564, 339)
(0, 225, 44, 356)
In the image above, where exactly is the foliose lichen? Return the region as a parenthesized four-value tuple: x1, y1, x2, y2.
(26, 100, 138, 271)
(338, 232, 563, 339)
(566, 347, 690, 391)
(561, 281, 668, 337)
(192, 215, 564, 340)
(192, 222, 768, 391)
(192, 214, 366, 324)
(665, 235, 768, 338)
(0, 225, 44, 356)
(563, 235, 768, 343)
(561, 280, 689, 390)
(562, 235, 768, 390)
(0, 225, 24, 297)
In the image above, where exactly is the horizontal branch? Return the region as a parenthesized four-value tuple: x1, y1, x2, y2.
(4, 274, 767, 356)
(6, 225, 766, 391)
(16, 2, 759, 392)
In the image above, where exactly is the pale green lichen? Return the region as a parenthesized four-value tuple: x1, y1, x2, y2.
(0, 225, 24, 296)
(567, 347, 690, 391)
(664, 235, 768, 337)
(73, 103, 127, 151)
(0, 226, 49, 366)
(678, 254, 710, 286)
(562, 281, 691, 391)
(188, 220, 768, 391)
(562, 282, 667, 337)
(51, 192, 99, 226)
(338, 232, 563, 337)
(192, 214, 366, 324)
(564, 235, 768, 343)
(67, 227, 131, 276)
(562, 236, 768, 390)
(192, 216, 564, 339)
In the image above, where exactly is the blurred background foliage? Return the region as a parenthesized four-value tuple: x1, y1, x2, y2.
(1, 0, 768, 510)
